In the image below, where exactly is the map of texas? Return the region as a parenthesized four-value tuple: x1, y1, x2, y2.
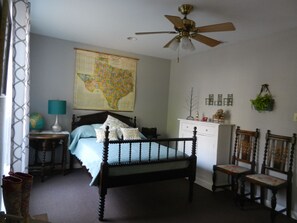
(77, 60, 134, 110)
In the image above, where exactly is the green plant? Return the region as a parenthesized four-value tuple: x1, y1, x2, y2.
(250, 94, 274, 112)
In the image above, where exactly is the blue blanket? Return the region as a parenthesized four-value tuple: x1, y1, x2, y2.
(69, 125, 189, 186)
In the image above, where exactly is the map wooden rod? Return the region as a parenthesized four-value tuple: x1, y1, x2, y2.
(74, 48, 139, 61)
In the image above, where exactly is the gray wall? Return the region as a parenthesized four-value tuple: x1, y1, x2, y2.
(30, 28, 297, 217)
(167, 27, 297, 217)
(30, 34, 171, 136)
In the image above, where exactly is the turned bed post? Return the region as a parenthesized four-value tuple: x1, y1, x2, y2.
(189, 127, 197, 202)
(98, 126, 110, 221)
(133, 116, 136, 127)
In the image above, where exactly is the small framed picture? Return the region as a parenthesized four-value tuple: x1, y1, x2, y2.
(217, 94, 222, 106)
(209, 98, 214, 105)
(227, 94, 233, 106)
(223, 98, 228, 106)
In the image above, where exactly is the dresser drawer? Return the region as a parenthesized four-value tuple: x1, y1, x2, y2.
(196, 125, 216, 136)
(180, 122, 216, 136)
(180, 122, 196, 133)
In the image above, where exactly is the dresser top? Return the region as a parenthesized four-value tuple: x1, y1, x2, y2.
(178, 119, 234, 126)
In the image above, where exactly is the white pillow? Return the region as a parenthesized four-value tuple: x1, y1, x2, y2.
(95, 128, 118, 142)
(91, 123, 103, 130)
(121, 128, 141, 140)
(101, 115, 129, 138)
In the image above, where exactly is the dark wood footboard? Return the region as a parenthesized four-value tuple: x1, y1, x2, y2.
(71, 111, 197, 221)
(98, 126, 197, 221)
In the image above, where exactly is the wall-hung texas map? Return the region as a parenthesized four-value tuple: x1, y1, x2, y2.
(74, 49, 138, 111)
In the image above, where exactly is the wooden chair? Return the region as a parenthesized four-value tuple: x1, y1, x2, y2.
(212, 126, 260, 199)
(240, 130, 296, 222)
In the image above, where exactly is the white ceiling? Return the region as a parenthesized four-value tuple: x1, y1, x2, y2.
(29, 0, 297, 60)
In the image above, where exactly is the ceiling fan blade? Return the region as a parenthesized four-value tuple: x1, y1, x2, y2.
(163, 36, 179, 48)
(165, 15, 185, 29)
(196, 22, 235, 33)
(135, 31, 177, 35)
(191, 34, 222, 47)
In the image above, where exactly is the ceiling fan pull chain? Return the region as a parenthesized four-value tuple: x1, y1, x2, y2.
(177, 45, 180, 63)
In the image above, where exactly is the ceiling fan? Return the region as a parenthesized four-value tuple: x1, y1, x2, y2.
(135, 4, 235, 51)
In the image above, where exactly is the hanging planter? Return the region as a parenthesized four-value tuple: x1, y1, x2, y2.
(250, 84, 274, 112)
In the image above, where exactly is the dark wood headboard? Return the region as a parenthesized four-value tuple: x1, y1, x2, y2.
(71, 111, 136, 130)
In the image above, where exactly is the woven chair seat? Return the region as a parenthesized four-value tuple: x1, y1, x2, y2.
(245, 174, 286, 187)
(217, 164, 250, 174)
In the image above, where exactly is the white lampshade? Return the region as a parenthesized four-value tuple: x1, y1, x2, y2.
(181, 37, 195, 51)
(169, 38, 180, 51)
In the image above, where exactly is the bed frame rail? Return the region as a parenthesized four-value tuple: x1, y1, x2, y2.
(98, 126, 197, 221)
(110, 138, 193, 164)
(71, 111, 197, 221)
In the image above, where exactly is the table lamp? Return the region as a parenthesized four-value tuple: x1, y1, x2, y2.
(48, 100, 66, 132)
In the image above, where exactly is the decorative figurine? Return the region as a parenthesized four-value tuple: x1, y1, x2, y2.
(194, 111, 199, 121)
(213, 109, 225, 123)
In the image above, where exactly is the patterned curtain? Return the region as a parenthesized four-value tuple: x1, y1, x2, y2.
(10, 0, 31, 172)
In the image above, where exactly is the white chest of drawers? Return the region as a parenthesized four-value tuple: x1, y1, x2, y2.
(178, 119, 234, 190)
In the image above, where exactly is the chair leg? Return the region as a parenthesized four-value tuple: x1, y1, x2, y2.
(233, 176, 240, 202)
(250, 183, 255, 201)
(286, 184, 292, 217)
(240, 177, 246, 208)
(270, 190, 277, 223)
(260, 186, 265, 205)
(212, 165, 217, 192)
(232, 176, 238, 193)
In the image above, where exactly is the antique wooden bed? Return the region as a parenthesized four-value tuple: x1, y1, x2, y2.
(70, 111, 197, 221)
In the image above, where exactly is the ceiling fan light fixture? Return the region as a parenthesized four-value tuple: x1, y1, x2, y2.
(181, 36, 195, 51)
(135, 4, 235, 52)
(188, 39, 195, 51)
(168, 38, 180, 50)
